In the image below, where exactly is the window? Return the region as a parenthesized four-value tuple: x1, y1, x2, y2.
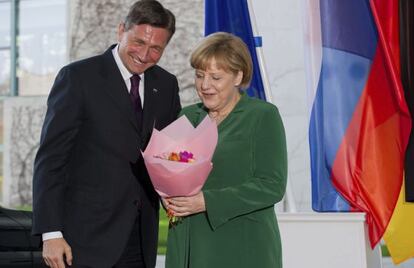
(0, 0, 11, 96)
(0, 0, 67, 206)
(18, 0, 67, 96)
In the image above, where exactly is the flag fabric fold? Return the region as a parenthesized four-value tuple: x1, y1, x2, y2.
(307, 0, 411, 248)
(399, 0, 414, 202)
(382, 0, 414, 264)
(205, 0, 266, 100)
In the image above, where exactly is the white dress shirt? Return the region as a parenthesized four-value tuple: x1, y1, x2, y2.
(112, 44, 145, 106)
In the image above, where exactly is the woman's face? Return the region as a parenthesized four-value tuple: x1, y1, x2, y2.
(195, 58, 243, 113)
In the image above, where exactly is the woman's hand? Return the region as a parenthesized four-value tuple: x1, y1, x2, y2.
(161, 197, 170, 210)
(166, 191, 206, 217)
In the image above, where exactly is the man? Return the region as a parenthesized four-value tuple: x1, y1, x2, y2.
(32, 1, 181, 267)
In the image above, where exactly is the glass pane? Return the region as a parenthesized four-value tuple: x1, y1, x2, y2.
(18, 0, 67, 96)
(0, 49, 10, 95)
(0, 1, 9, 202)
(0, 1, 11, 48)
(0, 1, 11, 97)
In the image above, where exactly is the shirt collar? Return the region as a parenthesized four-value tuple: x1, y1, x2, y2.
(112, 44, 142, 81)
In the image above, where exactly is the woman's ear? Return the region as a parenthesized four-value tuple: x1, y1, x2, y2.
(235, 71, 243, 87)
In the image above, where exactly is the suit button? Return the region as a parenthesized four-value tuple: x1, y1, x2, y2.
(133, 200, 141, 209)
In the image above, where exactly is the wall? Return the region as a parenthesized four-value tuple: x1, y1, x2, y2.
(3, 97, 46, 207)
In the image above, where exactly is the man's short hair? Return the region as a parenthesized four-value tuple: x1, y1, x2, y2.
(124, 0, 175, 40)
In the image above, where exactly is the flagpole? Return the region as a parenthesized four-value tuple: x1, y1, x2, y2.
(246, 0, 297, 213)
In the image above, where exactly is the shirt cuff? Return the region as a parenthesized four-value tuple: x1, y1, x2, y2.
(42, 231, 63, 241)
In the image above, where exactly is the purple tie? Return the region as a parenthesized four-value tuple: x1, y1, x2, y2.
(130, 74, 143, 130)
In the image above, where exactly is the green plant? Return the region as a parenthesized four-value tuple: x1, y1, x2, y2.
(15, 205, 33, 211)
(158, 209, 169, 255)
(381, 244, 390, 257)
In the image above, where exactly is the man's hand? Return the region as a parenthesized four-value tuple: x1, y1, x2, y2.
(42, 238, 73, 268)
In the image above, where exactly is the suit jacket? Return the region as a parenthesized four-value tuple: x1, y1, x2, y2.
(165, 93, 287, 268)
(32, 45, 181, 267)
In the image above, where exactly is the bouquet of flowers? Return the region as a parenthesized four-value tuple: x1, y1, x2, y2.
(142, 115, 218, 222)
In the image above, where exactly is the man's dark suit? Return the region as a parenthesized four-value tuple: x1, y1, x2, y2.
(32, 45, 181, 267)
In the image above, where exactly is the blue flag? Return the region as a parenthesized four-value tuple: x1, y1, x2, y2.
(205, 0, 266, 100)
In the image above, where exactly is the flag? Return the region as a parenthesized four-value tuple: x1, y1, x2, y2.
(399, 0, 414, 202)
(382, 0, 414, 264)
(204, 0, 266, 100)
(306, 0, 411, 248)
(384, 180, 414, 264)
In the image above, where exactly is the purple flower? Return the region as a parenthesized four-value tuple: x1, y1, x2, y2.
(179, 151, 194, 162)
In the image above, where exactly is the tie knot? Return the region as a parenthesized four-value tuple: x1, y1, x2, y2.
(131, 74, 141, 87)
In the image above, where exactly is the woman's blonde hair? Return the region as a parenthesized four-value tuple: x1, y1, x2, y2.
(190, 32, 253, 89)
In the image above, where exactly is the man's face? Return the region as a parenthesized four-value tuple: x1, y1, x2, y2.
(117, 23, 170, 74)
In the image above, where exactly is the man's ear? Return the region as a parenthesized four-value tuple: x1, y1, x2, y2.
(117, 23, 125, 42)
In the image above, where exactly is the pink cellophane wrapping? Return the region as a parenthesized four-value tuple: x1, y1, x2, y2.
(142, 115, 218, 197)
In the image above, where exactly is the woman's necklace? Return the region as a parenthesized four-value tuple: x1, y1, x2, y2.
(209, 111, 230, 125)
(208, 94, 241, 125)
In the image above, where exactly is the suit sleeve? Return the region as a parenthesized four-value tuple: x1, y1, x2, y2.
(32, 66, 84, 235)
(203, 106, 288, 230)
(170, 76, 181, 120)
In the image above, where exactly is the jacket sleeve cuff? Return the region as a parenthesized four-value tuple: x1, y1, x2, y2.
(42, 231, 63, 241)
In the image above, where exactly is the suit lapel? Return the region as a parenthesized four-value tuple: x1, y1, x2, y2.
(142, 68, 158, 135)
(99, 46, 139, 132)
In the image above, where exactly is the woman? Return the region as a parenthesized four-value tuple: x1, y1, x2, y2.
(165, 32, 287, 268)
